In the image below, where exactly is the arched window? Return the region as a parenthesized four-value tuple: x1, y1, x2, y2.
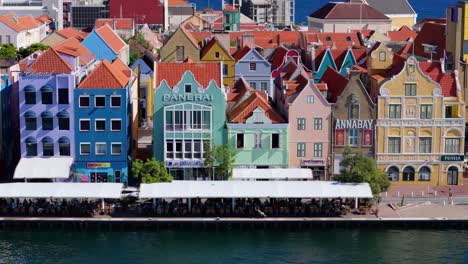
(403, 167, 415, 181)
(42, 136, 54, 156)
(58, 137, 70, 156)
(24, 86, 36, 104)
(448, 167, 458, 185)
(348, 94, 359, 119)
(25, 137, 37, 156)
(387, 166, 399, 181)
(41, 111, 53, 130)
(24, 111, 37, 130)
(57, 111, 70, 130)
(40, 85, 53, 104)
(418, 166, 431, 181)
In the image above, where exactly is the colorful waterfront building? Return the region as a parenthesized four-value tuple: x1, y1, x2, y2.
(130, 53, 156, 124)
(233, 46, 272, 97)
(74, 59, 135, 183)
(223, 3, 241, 31)
(159, 27, 201, 63)
(82, 24, 130, 65)
(227, 78, 288, 168)
(153, 62, 226, 180)
(200, 37, 235, 87)
(376, 56, 465, 186)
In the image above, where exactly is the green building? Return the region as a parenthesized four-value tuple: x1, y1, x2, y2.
(223, 3, 241, 31)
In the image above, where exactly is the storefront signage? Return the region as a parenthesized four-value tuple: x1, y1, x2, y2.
(440, 155, 464, 162)
(335, 119, 374, 130)
(166, 160, 205, 168)
(87, 162, 111, 168)
(301, 159, 324, 166)
(163, 94, 214, 102)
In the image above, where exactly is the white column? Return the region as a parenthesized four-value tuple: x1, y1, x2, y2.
(355, 197, 358, 209)
(101, 198, 105, 210)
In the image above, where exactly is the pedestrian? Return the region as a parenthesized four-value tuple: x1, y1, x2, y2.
(448, 188, 453, 205)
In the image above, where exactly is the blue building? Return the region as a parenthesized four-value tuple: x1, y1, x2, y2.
(82, 24, 130, 65)
(74, 59, 133, 183)
(233, 46, 272, 97)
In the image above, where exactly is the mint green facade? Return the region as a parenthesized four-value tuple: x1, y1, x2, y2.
(153, 71, 226, 180)
(227, 109, 288, 168)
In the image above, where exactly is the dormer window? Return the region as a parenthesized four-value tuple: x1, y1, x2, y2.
(346, 36, 352, 41)
(409, 64, 415, 73)
(379, 51, 386, 61)
(249, 62, 256, 71)
(185, 84, 192, 93)
(326, 36, 332, 41)
(215, 52, 220, 58)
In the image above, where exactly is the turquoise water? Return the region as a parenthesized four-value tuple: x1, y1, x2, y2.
(0, 229, 467, 263)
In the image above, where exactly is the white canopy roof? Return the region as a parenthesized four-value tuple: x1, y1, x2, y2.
(232, 168, 313, 180)
(139, 181, 373, 199)
(13, 157, 74, 179)
(0, 183, 123, 199)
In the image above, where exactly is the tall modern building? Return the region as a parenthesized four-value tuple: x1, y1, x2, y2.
(241, 0, 294, 27)
(68, 0, 109, 30)
(0, 0, 63, 29)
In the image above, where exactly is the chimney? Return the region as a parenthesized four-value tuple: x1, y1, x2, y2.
(242, 34, 254, 48)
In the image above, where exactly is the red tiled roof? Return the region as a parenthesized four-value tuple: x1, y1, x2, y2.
(387, 25, 418, 42)
(352, 64, 368, 73)
(95, 18, 133, 30)
(309, 2, 389, 20)
(200, 37, 217, 58)
(413, 23, 446, 60)
(331, 49, 348, 70)
(26, 48, 73, 74)
(270, 46, 288, 69)
(228, 91, 285, 123)
(53, 37, 95, 66)
(0, 14, 40, 32)
(189, 31, 213, 43)
(224, 4, 239, 12)
(230, 31, 301, 50)
(304, 32, 363, 50)
(78, 60, 128, 89)
(228, 77, 255, 103)
(419, 61, 457, 97)
(57, 27, 88, 41)
(95, 24, 127, 53)
(319, 67, 349, 103)
(232, 46, 251, 61)
(180, 26, 201, 48)
(351, 48, 368, 64)
(155, 62, 222, 87)
(35, 15, 52, 24)
(112, 58, 132, 77)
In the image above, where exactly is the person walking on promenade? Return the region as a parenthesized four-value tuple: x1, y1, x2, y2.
(448, 188, 453, 206)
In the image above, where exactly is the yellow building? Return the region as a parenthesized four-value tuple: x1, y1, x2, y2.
(366, 0, 417, 30)
(376, 56, 465, 186)
(131, 56, 155, 123)
(200, 37, 235, 87)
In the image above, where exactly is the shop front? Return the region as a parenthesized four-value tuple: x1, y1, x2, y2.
(74, 162, 128, 183)
(301, 159, 326, 180)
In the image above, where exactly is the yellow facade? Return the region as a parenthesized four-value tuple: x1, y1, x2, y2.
(463, 3, 468, 62)
(132, 65, 155, 122)
(376, 57, 465, 186)
(388, 16, 417, 30)
(200, 40, 235, 87)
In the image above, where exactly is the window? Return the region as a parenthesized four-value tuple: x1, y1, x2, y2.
(80, 143, 91, 155)
(110, 96, 121, 108)
(111, 119, 122, 131)
(215, 52, 220, 58)
(403, 167, 415, 181)
(24, 87, 36, 104)
(314, 118, 322, 130)
(6, 35, 10, 44)
(79, 96, 90, 108)
(254, 132, 262, 148)
(115, 171, 121, 183)
(250, 82, 256, 89)
(297, 118, 306, 130)
(236, 133, 244, 149)
(419, 137, 432, 153)
(95, 96, 105, 108)
(314, 143, 323, 157)
(409, 64, 415, 73)
(166, 140, 174, 159)
(420, 105, 432, 119)
(80, 119, 90, 131)
(95, 119, 106, 131)
(95, 143, 106, 155)
(445, 105, 454, 118)
(58, 88, 69, 104)
(25, 137, 37, 156)
(58, 111, 69, 130)
(184, 84, 192, 93)
(349, 129, 359, 146)
(249, 62, 256, 71)
(388, 138, 401, 153)
(175, 140, 182, 159)
(297, 143, 305, 157)
(419, 167, 431, 181)
(379, 51, 386, 61)
(349, 104, 359, 119)
(42, 137, 54, 157)
(111, 143, 122, 155)
(272, 133, 280, 149)
(260, 82, 268, 91)
(389, 105, 401, 118)
(445, 138, 460, 153)
(59, 137, 70, 156)
(41, 87, 53, 104)
(405, 83, 416, 96)
(346, 36, 352, 41)
(25, 111, 36, 130)
(307, 95, 314, 104)
(325, 36, 332, 41)
(41, 112, 53, 130)
(387, 166, 399, 181)
(176, 46, 184, 62)
(223, 64, 228, 75)
(184, 140, 192, 158)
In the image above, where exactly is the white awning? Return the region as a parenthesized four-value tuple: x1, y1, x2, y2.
(0, 183, 123, 199)
(13, 157, 74, 179)
(232, 168, 313, 180)
(139, 181, 373, 199)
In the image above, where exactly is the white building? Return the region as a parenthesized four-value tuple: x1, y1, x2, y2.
(0, 14, 49, 48)
(0, 0, 63, 30)
(241, 0, 294, 27)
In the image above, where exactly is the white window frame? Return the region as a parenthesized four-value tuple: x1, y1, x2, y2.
(111, 142, 122, 155)
(249, 62, 256, 71)
(95, 142, 106, 155)
(94, 96, 106, 108)
(110, 95, 121, 108)
(379, 51, 386, 61)
(79, 119, 90, 131)
(79, 95, 90, 108)
(80, 142, 91, 155)
(95, 119, 106, 132)
(307, 95, 314, 104)
(110, 119, 122, 132)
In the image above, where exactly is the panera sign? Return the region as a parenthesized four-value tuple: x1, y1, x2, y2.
(335, 119, 374, 130)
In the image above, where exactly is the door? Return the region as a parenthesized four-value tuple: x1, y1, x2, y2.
(448, 167, 458, 185)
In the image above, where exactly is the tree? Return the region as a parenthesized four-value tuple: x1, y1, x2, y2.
(0, 44, 17, 59)
(204, 143, 237, 180)
(18, 43, 48, 59)
(131, 158, 173, 184)
(334, 147, 390, 195)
